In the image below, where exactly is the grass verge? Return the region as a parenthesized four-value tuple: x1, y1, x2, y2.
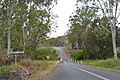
(0, 59, 57, 80)
(28, 60, 57, 80)
(82, 59, 120, 72)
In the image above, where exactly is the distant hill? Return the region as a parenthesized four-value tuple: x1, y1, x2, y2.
(47, 36, 68, 47)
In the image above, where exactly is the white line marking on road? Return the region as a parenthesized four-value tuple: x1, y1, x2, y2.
(73, 66, 110, 80)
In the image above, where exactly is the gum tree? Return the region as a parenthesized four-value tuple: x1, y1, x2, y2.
(0, 0, 57, 57)
(77, 0, 120, 59)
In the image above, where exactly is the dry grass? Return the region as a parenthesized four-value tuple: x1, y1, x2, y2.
(28, 60, 57, 80)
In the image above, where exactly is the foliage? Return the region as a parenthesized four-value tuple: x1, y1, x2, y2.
(117, 48, 120, 58)
(47, 36, 68, 47)
(0, 66, 10, 75)
(68, 50, 84, 60)
(26, 47, 58, 60)
(67, 0, 120, 59)
(77, 0, 120, 59)
(116, 29, 120, 47)
(83, 26, 113, 59)
(0, 0, 58, 52)
(37, 48, 58, 60)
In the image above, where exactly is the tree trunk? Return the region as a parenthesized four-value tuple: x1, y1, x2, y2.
(110, 17, 117, 59)
(109, 1, 118, 59)
(7, 1, 11, 58)
(111, 27, 117, 59)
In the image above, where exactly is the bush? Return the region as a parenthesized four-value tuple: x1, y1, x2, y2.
(0, 66, 10, 75)
(36, 48, 58, 60)
(68, 50, 84, 60)
(25, 47, 58, 60)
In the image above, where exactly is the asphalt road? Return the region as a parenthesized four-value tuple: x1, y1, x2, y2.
(52, 47, 120, 80)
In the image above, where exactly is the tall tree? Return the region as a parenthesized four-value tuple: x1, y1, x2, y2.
(67, 1, 117, 59)
(77, 0, 120, 59)
(0, 0, 57, 56)
(68, 6, 96, 50)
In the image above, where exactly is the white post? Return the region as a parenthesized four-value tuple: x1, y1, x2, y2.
(15, 54, 17, 64)
(7, 27, 11, 58)
(7, 0, 11, 58)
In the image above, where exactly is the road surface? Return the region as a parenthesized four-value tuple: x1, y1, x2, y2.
(52, 47, 120, 80)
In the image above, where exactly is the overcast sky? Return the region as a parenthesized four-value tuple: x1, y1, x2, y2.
(50, 0, 76, 38)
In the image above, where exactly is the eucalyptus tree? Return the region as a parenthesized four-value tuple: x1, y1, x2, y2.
(0, 0, 18, 58)
(77, 0, 120, 59)
(68, 5, 96, 50)
(0, 0, 57, 57)
(0, 0, 8, 49)
(25, 0, 57, 50)
(85, 17, 113, 59)
(67, 23, 82, 49)
(67, 1, 116, 59)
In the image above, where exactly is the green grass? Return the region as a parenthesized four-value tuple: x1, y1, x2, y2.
(0, 66, 10, 75)
(83, 59, 120, 72)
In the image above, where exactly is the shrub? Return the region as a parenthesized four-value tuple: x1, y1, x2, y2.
(25, 47, 58, 60)
(0, 66, 10, 75)
(36, 48, 58, 60)
(68, 50, 84, 60)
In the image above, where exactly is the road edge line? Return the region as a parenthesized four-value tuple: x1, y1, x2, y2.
(73, 66, 110, 80)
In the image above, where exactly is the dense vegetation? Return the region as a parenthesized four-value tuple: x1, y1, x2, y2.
(67, 49, 120, 61)
(0, 0, 57, 56)
(47, 36, 68, 47)
(0, 0, 58, 79)
(26, 47, 58, 60)
(0, 0, 59, 64)
(67, 0, 120, 59)
(68, 49, 84, 60)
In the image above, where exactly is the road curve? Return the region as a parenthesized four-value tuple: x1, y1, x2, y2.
(52, 47, 120, 80)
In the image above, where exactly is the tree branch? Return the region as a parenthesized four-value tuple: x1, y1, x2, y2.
(115, 0, 118, 19)
(97, 0, 107, 17)
(117, 12, 120, 19)
(98, 19, 110, 33)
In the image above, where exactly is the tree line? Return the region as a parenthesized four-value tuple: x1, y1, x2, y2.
(67, 0, 120, 59)
(0, 0, 57, 55)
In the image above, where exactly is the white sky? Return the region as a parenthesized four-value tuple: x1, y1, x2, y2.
(50, 0, 77, 38)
